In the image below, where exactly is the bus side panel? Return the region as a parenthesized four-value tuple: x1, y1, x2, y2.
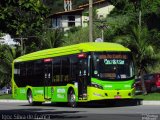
(51, 86, 68, 102)
(51, 84, 78, 103)
(12, 86, 27, 100)
(26, 86, 45, 102)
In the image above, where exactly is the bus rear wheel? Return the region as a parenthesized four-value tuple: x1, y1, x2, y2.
(68, 89, 77, 108)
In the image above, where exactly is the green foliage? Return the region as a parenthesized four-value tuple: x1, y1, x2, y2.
(63, 27, 91, 46)
(135, 92, 160, 100)
(0, 33, 5, 37)
(0, 45, 16, 87)
(0, 0, 49, 37)
(103, 14, 133, 42)
(105, 1, 160, 94)
(40, 29, 64, 49)
(109, 0, 160, 29)
(68, 26, 82, 33)
(0, 94, 12, 99)
(112, 26, 159, 75)
(20, 28, 65, 54)
(104, 0, 160, 74)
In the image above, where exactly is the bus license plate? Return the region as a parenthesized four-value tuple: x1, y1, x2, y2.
(115, 95, 121, 99)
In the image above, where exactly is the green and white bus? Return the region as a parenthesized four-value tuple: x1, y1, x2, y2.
(12, 42, 135, 107)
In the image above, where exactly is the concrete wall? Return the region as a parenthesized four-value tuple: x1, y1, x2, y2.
(96, 5, 114, 19)
(81, 4, 115, 27)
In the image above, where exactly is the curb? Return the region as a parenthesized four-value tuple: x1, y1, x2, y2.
(142, 101, 160, 105)
(0, 99, 28, 103)
(0, 100, 52, 103)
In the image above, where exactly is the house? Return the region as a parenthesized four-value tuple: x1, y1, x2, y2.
(48, 0, 114, 31)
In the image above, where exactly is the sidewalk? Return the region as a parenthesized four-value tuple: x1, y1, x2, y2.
(0, 99, 27, 103)
(142, 101, 160, 105)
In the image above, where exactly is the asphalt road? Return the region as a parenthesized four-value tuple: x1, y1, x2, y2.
(0, 101, 160, 120)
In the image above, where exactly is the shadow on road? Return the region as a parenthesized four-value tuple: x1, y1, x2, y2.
(107, 98, 143, 107)
(76, 98, 143, 108)
(21, 98, 143, 108)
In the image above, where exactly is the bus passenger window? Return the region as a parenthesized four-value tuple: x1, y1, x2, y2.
(52, 58, 61, 84)
(61, 57, 70, 82)
(70, 55, 78, 81)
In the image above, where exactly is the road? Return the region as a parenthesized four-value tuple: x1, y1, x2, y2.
(0, 101, 160, 120)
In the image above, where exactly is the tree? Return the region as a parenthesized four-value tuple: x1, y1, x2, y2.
(63, 27, 90, 46)
(104, 0, 160, 94)
(40, 29, 64, 49)
(0, 45, 16, 87)
(0, 0, 49, 37)
(113, 25, 160, 94)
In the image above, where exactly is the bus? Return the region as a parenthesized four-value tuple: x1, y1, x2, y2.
(12, 42, 135, 107)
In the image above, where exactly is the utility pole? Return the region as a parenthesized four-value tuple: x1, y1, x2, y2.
(101, 29, 104, 41)
(20, 37, 24, 55)
(14, 37, 27, 55)
(139, 10, 141, 28)
(95, 20, 107, 42)
(89, 0, 93, 42)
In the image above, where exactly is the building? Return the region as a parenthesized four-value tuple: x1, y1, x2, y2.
(48, 0, 114, 31)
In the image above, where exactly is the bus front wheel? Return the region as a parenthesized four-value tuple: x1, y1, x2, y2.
(27, 90, 42, 106)
(27, 90, 33, 105)
(68, 89, 77, 108)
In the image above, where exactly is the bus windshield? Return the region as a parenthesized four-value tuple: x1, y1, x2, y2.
(92, 52, 134, 80)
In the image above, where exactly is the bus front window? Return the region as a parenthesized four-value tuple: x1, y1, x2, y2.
(92, 52, 134, 80)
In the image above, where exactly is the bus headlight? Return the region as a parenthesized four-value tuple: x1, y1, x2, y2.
(91, 82, 103, 89)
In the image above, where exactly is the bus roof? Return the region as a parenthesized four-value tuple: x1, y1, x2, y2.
(14, 42, 130, 62)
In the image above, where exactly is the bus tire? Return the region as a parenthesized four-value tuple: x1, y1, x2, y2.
(27, 90, 42, 106)
(68, 89, 77, 108)
(27, 90, 33, 105)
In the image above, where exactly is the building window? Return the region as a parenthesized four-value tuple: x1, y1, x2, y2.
(68, 16, 75, 27)
(52, 17, 62, 28)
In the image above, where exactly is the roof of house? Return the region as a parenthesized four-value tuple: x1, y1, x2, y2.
(48, 0, 107, 18)
(48, 8, 84, 17)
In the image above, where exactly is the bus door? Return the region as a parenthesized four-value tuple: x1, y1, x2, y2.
(44, 59, 52, 100)
(77, 54, 88, 100)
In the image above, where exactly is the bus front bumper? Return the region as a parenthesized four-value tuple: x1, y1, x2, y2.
(86, 87, 135, 101)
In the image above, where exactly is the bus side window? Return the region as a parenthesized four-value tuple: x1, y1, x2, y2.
(78, 59, 88, 76)
(52, 58, 61, 84)
(20, 63, 26, 77)
(34, 60, 44, 86)
(61, 57, 70, 83)
(70, 55, 78, 82)
(14, 63, 21, 87)
(20, 63, 27, 87)
(26, 62, 34, 86)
